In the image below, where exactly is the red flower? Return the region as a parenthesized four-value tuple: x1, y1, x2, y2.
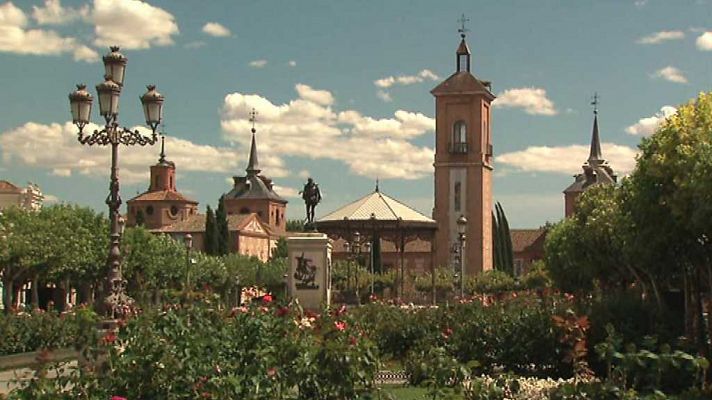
(442, 327, 453, 339)
(111, 396, 127, 400)
(349, 336, 358, 346)
(262, 294, 273, 304)
(102, 331, 117, 345)
(334, 321, 347, 331)
(267, 367, 277, 377)
(276, 307, 289, 317)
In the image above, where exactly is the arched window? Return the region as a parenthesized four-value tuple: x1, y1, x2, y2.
(454, 182, 461, 211)
(452, 121, 467, 153)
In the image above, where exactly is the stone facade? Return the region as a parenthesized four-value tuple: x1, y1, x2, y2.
(0, 181, 43, 212)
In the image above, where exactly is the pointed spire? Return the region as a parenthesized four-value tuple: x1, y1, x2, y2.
(246, 108, 261, 175)
(375, 178, 380, 192)
(588, 93, 603, 165)
(456, 14, 471, 72)
(158, 135, 166, 163)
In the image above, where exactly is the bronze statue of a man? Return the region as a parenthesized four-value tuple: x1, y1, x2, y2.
(300, 177, 321, 225)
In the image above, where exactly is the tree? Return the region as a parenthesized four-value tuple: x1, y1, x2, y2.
(135, 209, 145, 227)
(215, 197, 229, 255)
(492, 202, 514, 275)
(271, 237, 288, 259)
(204, 205, 218, 256)
(286, 219, 305, 232)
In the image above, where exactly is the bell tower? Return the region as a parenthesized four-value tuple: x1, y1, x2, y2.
(431, 19, 495, 275)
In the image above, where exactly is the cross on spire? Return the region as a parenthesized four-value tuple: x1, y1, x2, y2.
(591, 92, 599, 115)
(457, 14, 470, 38)
(249, 108, 258, 133)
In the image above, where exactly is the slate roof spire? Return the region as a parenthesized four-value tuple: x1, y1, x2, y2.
(246, 108, 261, 176)
(588, 93, 603, 166)
(456, 14, 471, 73)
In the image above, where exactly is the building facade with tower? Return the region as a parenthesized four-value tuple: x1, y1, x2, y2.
(0, 181, 44, 212)
(564, 97, 617, 217)
(430, 27, 495, 275)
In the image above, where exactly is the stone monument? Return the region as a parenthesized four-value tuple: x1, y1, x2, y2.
(286, 233, 331, 310)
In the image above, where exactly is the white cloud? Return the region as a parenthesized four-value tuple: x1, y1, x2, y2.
(32, 0, 88, 25)
(376, 90, 392, 102)
(220, 84, 435, 180)
(273, 185, 300, 199)
(297, 170, 310, 179)
(625, 106, 677, 136)
(650, 66, 688, 84)
(636, 30, 685, 44)
(0, 122, 288, 184)
(0, 2, 98, 62)
(496, 143, 638, 176)
(492, 87, 557, 116)
(92, 0, 179, 50)
(287, 60, 296, 67)
(202, 22, 231, 37)
(249, 59, 267, 68)
(696, 32, 712, 51)
(295, 84, 334, 106)
(374, 69, 440, 88)
(43, 194, 60, 204)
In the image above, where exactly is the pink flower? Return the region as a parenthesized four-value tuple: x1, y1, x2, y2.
(103, 331, 117, 345)
(267, 367, 277, 378)
(111, 396, 127, 400)
(262, 294, 273, 304)
(334, 321, 347, 331)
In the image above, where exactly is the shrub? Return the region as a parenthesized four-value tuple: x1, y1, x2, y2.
(466, 270, 516, 295)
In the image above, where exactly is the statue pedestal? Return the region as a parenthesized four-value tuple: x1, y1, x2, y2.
(286, 233, 332, 310)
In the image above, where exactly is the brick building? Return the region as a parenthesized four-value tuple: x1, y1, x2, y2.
(0, 180, 43, 212)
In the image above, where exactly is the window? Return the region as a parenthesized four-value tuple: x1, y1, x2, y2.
(458, 54, 468, 72)
(170, 205, 179, 216)
(239, 207, 250, 214)
(451, 121, 467, 153)
(454, 182, 461, 212)
(146, 206, 154, 216)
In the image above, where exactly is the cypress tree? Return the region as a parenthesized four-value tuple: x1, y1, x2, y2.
(135, 209, 145, 227)
(216, 197, 229, 255)
(371, 233, 382, 274)
(204, 205, 218, 255)
(492, 211, 502, 271)
(499, 203, 514, 276)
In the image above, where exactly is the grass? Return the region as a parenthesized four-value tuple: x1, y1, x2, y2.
(377, 385, 465, 400)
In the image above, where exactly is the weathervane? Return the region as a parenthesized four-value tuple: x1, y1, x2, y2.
(591, 92, 599, 115)
(458, 14, 470, 38)
(249, 108, 258, 133)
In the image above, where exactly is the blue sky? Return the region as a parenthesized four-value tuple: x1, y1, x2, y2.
(0, 0, 710, 227)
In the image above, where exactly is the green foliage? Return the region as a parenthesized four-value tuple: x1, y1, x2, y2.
(272, 237, 288, 259)
(352, 293, 572, 378)
(0, 307, 98, 356)
(9, 300, 380, 399)
(404, 346, 468, 399)
(466, 270, 516, 295)
(204, 205, 218, 256)
(286, 219, 305, 232)
(492, 202, 514, 275)
(520, 261, 552, 290)
(414, 267, 456, 296)
(463, 375, 522, 400)
(215, 197, 229, 256)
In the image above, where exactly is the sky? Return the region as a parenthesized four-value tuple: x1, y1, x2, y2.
(0, 0, 711, 228)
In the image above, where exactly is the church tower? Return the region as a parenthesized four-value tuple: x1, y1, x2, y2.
(563, 94, 617, 217)
(431, 20, 495, 275)
(126, 135, 199, 229)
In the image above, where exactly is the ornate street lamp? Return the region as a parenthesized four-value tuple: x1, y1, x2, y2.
(68, 46, 163, 318)
(457, 215, 467, 298)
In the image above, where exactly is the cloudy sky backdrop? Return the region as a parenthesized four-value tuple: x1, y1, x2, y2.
(0, 0, 710, 227)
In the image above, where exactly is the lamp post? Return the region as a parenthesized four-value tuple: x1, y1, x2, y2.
(184, 234, 193, 292)
(363, 241, 373, 295)
(68, 46, 164, 318)
(457, 215, 467, 298)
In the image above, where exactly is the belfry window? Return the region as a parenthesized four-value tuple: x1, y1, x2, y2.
(458, 54, 468, 72)
(451, 121, 467, 153)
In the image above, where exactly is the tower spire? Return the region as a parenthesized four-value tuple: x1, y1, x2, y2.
(158, 134, 166, 163)
(588, 93, 603, 164)
(456, 14, 471, 73)
(246, 108, 261, 175)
